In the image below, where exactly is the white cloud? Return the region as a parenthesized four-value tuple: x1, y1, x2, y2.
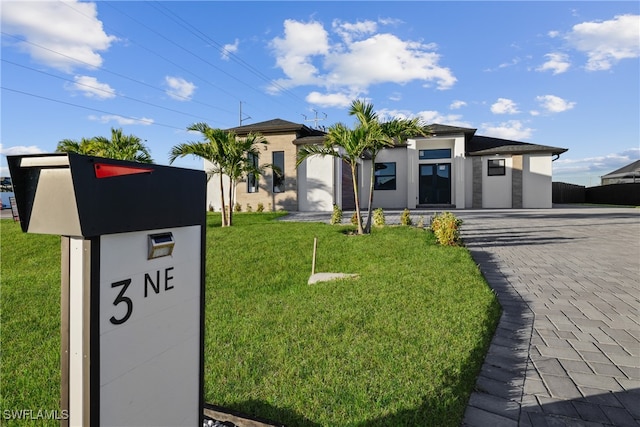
(480, 120, 533, 140)
(221, 39, 239, 61)
(491, 98, 520, 114)
(268, 19, 456, 98)
(305, 91, 353, 108)
(450, 100, 467, 110)
(0, 0, 117, 73)
(332, 19, 378, 43)
(268, 20, 329, 92)
(565, 14, 640, 71)
(68, 75, 116, 99)
(537, 52, 571, 74)
(536, 95, 576, 113)
(164, 76, 196, 101)
(88, 115, 154, 126)
(0, 145, 46, 156)
(553, 148, 640, 175)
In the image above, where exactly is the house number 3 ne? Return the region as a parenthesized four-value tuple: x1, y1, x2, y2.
(109, 267, 175, 325)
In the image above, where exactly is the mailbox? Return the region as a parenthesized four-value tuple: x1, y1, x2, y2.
(8, 153, 206, 427)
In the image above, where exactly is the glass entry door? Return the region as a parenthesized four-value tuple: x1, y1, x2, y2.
(419, 163, 451, 204)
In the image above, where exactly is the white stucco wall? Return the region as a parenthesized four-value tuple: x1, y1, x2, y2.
(482, 156, 512, 208)
(523, 154, 552, 208)
(297, 155, 334, 211)
(360, 148, 408, 209)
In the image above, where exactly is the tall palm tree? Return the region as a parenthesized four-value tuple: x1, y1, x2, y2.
(170, 123, 231, 226)
(222, 132, 268, 226)
(56, 128, 153, 163)
(297, 123, 371, 235)
(349, 100, 428, 233)
(169, 124, 268, 227)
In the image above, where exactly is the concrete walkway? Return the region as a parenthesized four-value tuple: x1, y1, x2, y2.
(458, 207, 640, 427)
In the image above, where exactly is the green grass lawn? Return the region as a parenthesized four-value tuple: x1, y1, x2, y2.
(1, 213, 500, 426)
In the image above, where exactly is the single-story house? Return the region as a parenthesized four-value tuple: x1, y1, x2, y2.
(600, 160, 640, 185)
(204, 119, 568, 211)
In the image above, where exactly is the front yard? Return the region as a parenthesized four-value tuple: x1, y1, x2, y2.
(0, 213, 500, 426)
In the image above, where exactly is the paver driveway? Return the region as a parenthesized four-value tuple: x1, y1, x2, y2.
(459, 207, 640, 427)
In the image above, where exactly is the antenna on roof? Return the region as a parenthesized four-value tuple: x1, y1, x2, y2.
(303, 109, 327, 129)
(239, 101, 251, 126)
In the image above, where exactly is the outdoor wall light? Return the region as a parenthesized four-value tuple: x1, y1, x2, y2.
(148, 232, 175, 259)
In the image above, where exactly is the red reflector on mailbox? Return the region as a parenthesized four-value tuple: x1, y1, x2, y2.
(95, 163, 153, 178)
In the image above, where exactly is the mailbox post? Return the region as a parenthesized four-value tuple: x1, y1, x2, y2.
(8, 153, 206, 427)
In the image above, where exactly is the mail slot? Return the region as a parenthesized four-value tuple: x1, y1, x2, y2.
(8, 153, 206, 427)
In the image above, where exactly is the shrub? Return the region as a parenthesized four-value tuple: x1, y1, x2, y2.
(430, 211, 463, 246)
(246, 204, 253, 212)
(330, 204, 343, 225)
(256, 202, 264, 213)
(372, 208, 385, 227)
(234, 202, 242, 212)
(400, 208, 412, 226)
(350, 212, 361, 228)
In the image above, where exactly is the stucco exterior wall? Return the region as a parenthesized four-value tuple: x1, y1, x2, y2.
(523, 154, 552, 208)
(482, 156, 513, 208)
(360, 148, 408, 209)
(297, 155, 334, 211)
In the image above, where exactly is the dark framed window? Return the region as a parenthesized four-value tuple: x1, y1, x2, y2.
(419, 149, 451, 160)
(488, 159, 506, 176)
(247, 152, 259, 193)
(272, 151, 285, 193)
(374, 162, 396, 190)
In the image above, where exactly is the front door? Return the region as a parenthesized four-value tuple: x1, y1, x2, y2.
(419, 163, 451, 204)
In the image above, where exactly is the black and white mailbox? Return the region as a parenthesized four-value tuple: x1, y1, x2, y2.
(8, 153, 206, 427)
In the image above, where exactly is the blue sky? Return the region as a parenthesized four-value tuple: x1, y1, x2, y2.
(2, 1, 638, 186)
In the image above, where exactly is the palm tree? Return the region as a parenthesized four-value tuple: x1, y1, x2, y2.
(349, 100, 428, 233)
(55, 137, 98, 155)
(92, 128, 153, 163)
(169, 124, 268, 227)
(297, 123, 371, 235)
(56, 128, 153, 163)
(222, 132, 268, 226)
(169, 123, 231, 226)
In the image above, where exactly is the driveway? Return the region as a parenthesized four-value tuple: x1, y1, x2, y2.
(458, 206, 640, 426)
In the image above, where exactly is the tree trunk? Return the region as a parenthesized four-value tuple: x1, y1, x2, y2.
(351, 163, 364, 235)
(364, 156, 376, 234)
(219, 173, 227, 227)
(227, 179, 234, 226)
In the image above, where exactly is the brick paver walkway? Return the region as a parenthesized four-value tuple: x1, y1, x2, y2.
(459, 207, 640, 427)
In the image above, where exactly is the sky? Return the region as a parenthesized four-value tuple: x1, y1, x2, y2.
(1, 1, 639, 187)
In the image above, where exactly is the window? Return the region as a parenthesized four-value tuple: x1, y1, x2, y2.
(272, 151, 285, 193)
(419, 149, 451, 160)
(374, 162, 396, 190)
(488, 159, 506, 176)
(247, 152, 259, 193)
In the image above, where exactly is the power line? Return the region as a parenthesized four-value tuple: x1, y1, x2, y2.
(2, 59, 215, 123)
(0, 31, 234, 119)
(2, 86, 185, 131)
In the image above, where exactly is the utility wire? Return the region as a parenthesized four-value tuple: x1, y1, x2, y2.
(2, 86, 186, 131)
(2, 59, 217, 123)
(1, 31, 234, 119)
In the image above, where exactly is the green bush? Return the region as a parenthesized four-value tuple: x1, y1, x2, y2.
(246, 203, 253, 212)
(430, 211, 463, 246)
(256, 202, 264, 213)
(373, 208, 385, 227)
(330, 204, 343, 225)
(234, 202, 242, 212)
(400, 208, 412, 226)
(350, 211, 361, 227)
